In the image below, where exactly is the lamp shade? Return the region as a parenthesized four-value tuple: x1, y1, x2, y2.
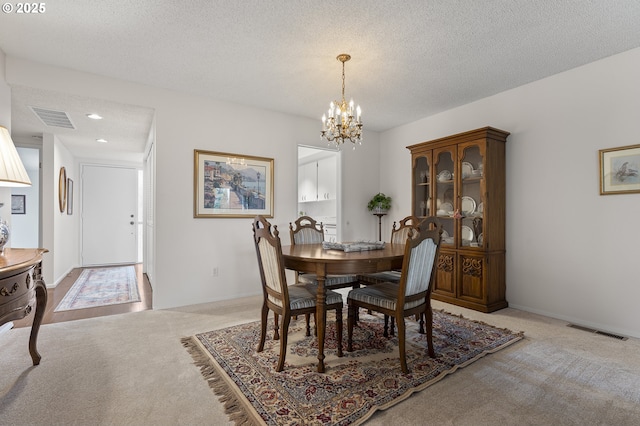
(0, 126, 31, 187)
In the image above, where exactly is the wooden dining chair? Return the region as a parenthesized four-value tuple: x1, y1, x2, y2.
(289, 215, 360, 289)
(357, 215, 421, 286)
(357, 216, 441, 335)
(253, 215, 343, 372)
(346, 222, 442, 373)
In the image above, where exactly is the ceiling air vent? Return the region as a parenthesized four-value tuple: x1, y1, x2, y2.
(29, 106, 76, 129)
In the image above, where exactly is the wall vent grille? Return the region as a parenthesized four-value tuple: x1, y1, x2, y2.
(29, 106, 76, 129)
(567, 324, 627, 340)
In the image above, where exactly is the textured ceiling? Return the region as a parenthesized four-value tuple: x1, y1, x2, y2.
(2, 1, 640, 161)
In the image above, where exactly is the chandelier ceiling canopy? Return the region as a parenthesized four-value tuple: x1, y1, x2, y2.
(320, 54, 363, 149)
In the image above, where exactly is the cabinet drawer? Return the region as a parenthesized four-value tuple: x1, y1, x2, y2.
(0, 268, 34, 303)
(0, 267, 36, 323)
(324, 225, 337, 243)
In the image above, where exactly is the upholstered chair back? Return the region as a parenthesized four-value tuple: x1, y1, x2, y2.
(290, 215, 324, 245)
(390, 216, 420, 244)
(253, 215, 288, 308)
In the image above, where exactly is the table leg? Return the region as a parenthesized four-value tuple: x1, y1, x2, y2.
(315, 264, 327, 373)
(29, 278, 47, 366)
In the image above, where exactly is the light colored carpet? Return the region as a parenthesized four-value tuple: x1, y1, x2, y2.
(1, 295, 639, 425)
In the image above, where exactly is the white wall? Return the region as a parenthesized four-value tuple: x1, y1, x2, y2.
(380, 47, 640, 338)
(10, 147, 39, 247)
(0, 50, 13, 237)
(39, 133, 79, 285)
(5, 57, 381, 309)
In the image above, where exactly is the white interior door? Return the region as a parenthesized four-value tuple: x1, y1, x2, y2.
(81, 165, 138, 266)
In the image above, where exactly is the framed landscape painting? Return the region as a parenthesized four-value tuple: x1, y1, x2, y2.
(599, 144, 640, 195)
(194, 150, 274, 218)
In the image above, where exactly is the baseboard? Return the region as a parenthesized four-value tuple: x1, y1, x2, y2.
(49, 264, 79, 288)
(508, 302, 639, 340)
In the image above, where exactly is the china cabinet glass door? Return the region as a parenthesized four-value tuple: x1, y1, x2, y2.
(413, 154, 431, 218)
(434, 148, 455, 247)
(459, 142, 485, 248)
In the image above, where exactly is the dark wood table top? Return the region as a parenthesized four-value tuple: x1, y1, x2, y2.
(281, 243, 405, 274)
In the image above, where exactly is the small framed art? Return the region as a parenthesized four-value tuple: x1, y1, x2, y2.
(11, 194, 25, 214)
(599, 144, 640, 195)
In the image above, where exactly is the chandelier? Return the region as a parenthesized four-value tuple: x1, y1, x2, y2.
(321, 54, 363, 149)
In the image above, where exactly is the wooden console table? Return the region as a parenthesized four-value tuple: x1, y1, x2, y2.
(0, 248, 48, 365)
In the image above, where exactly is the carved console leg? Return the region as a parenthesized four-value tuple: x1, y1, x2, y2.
(29, 279, 47, 366)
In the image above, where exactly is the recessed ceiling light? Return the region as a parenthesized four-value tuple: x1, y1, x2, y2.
(96, 138, 108, 143)
(86, 113, 103, 120)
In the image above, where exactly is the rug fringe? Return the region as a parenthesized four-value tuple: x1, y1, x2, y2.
(181, 337, 262, 426)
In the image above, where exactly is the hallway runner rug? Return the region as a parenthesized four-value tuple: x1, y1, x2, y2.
(54, 265, 140, 312)
(182, 310, 524, 425)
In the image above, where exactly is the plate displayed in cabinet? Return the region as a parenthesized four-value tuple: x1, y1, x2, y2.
(477, 202, 483, 214)
(478, 233, 483, 245)
(461, 162, 474, 179)
(437, 170, 452, 181)
(440, 202, 453, 213)
(461, 196, 476, 215)
(461, 225, 474, 242)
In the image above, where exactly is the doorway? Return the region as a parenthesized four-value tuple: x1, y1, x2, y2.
(297, 145, 341, 241)
(81, 164, 140, 266)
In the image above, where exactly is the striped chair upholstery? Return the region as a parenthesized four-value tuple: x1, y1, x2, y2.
(289, 216, 359, 289)
(348, 238, 437, 310)
(258, 238, 345, 308)
(347, 223, 442, 373)
(292, 226, 324, 244)
(357, 216, 421, 286)
(253, 215, 343, 372)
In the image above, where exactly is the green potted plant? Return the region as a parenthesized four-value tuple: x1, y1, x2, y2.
(367, 193, 392, 213)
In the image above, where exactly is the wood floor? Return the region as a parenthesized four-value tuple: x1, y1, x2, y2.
(11, 264, 152, 329)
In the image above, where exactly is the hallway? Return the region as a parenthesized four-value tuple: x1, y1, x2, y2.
(12, 264, 152, 328)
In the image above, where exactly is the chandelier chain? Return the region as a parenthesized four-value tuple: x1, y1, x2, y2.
(341, 60, 346, 104)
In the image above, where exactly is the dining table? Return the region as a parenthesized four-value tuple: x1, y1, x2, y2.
(281, 242, 405, 373)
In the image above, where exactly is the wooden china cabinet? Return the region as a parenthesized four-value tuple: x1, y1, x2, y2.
(407, 127, 509, 312)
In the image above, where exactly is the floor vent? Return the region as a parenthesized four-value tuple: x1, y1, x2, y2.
(30, 106, 76, 129)
(567, 324, 627, 340)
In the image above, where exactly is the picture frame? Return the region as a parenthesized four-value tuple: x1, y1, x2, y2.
(11, 194, 25, 214)
(599, 144, 640, 195)
(58, 166, 67, 213)
(67, 178, 74, 215)
(194, 150, 274, 218)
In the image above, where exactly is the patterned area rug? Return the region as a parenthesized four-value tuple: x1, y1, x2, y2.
(54, 265, 140, 312)
(182, 310, 523, 425)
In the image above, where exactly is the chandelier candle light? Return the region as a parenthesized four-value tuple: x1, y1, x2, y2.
(321, 54, 363, 149)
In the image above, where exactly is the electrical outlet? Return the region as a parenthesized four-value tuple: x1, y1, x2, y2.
(212, 267, 219, 277)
